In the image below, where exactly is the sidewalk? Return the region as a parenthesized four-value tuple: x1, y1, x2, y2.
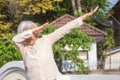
(57, 75, 120, 80)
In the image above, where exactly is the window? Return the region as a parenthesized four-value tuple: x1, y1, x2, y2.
(78, 50, 88, 67)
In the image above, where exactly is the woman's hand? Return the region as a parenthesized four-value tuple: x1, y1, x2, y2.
(80, 6, 99, 20)
(32, 22, 49, 37)
(39, 22, 49, 30)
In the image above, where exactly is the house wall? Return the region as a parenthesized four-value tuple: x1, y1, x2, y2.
(88, 43, 97, 70)
(62, 43, 97, 72)
(1, 70, 26, 80)
(105, 52, 120, 69)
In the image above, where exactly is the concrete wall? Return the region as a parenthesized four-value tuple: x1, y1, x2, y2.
(1, 61, 120, 80)
(0, 61, 26, 80)
(105, 52, 120, 69)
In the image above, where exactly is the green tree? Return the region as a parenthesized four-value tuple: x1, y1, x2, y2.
(98, 28, 115, 61)
(7, 0, 63, 31)
(0, 25, 95, 74)
(43, 26, 95, 74)
(0, 33, 22, 67)
(74, 0, 115, 63)
(45, 0, 109, 24)
(0, 0, 114, 72)
(0, 0, 12, 39)
(8, 0, 62, 19)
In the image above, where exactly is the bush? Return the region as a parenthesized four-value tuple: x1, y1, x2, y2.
(0, 33, 22, 67)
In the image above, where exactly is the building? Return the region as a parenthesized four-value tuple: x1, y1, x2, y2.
(49, 14, 107, 71)
(105, 46, 120, 70)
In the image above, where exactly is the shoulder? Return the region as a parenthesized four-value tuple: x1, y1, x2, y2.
(37, 35, 51, 44)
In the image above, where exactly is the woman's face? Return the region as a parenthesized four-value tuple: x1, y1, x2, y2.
(23, 27, 38, 45)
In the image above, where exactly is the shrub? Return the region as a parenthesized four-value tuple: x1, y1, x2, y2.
(0, 33, 22, 67)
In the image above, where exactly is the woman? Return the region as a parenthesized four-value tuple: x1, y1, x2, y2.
(13, 6, 99, 80)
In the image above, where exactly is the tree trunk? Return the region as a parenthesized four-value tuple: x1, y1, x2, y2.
(77, 0, 82, 13)
(71, 0, 77, 16)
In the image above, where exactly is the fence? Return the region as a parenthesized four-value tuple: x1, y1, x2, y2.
(62, 61, 120, 75)
(90, 61, 120, 75)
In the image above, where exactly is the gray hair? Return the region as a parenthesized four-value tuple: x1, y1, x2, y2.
(17, 21, 37, 34)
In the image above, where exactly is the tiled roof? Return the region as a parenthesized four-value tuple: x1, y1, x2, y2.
(49, 14, 76, 27)
(49, 14, 107, 42)
(81, 23, 107, 41)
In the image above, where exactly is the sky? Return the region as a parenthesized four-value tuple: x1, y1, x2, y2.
(106, 0, 119, 10)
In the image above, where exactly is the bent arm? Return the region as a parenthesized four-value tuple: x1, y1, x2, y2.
(12, 30, 33, 49)
(12, 22, 48, 45)
(12, 30, 33, 43)
(12, 30, 33, 56)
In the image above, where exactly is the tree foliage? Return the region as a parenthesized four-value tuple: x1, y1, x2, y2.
(0, 25, 95, 74)
(81, 0, 108, 12)
(98, 28, 115, 61)
(0, 33, 22, 67)
(0, 0, 115, 73)
(0, 0, 12, 39)
(8, 0, 62, 15)
(43, 26, 95, 74)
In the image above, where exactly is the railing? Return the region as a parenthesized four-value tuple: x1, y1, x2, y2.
(92, 61, 120, 75)
(61, 61, 120, 75)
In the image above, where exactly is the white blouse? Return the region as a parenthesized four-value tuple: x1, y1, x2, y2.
(12, 17, 83, 80)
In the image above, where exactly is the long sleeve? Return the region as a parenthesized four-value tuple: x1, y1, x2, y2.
(46, 17, 83, 44)
(12, 30, 33, 43)
(12, 30, 33, 51)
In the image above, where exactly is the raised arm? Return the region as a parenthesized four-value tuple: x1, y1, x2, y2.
(12, 22, 49, 46)
(80, 6, 99, 20)
(46, 6, 99, 45)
